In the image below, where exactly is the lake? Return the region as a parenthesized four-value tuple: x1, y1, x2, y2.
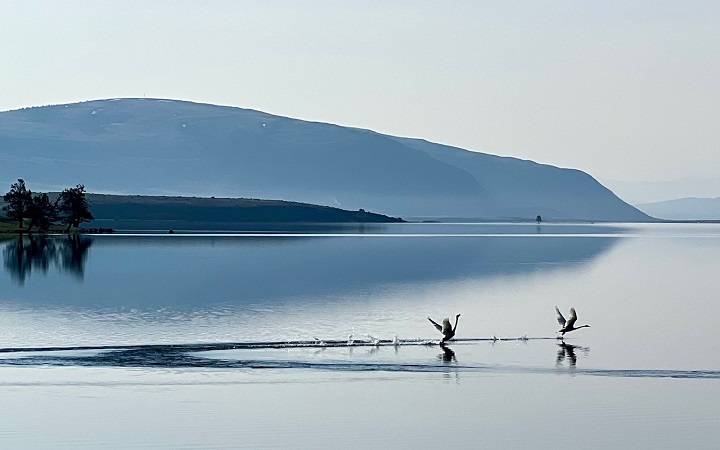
(1, 223, 718, 449)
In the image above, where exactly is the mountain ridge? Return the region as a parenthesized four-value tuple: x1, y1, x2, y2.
(0, 98, 652, 221)
(636, 197, 720, 221)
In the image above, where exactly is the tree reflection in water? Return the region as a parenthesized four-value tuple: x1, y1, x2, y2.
(3, 235, 93, 285)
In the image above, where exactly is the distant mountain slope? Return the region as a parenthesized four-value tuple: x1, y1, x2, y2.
(0, 98, 651, 221)
(394, 137, 651, 221)
(636, 197, 720, 220)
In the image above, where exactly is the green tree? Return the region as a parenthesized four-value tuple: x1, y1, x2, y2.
(57, 185, 94, 232)
(27, 193, 58, 232)
(2, 179, 33, 229)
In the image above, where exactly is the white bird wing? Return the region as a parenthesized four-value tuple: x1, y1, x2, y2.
(566, 308, 578, 329)
(441, 318, 452, 334)
(428, 317, 443, 332)
(555, 306, 566, 327)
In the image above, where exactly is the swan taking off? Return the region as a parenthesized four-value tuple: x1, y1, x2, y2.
(428, 314, 460, 344)
(556, 307, 590, 336)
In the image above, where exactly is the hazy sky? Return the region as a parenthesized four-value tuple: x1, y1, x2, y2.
(1, 1, 718, 199)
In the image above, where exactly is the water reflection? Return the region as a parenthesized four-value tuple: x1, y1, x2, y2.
(556, 341, 589, 368)
(1, 231, 620, 309)
(3, 235, 93, 285)
(438, 345, 457, 364)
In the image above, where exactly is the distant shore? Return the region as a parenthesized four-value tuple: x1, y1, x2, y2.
(4, 193, 718, 236)
(1, 193, 405, 234)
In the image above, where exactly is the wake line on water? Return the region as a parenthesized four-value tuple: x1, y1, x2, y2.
(0, 336, 552, 354)
(0, 352, 717, 380)
(0, 339, 717, 379)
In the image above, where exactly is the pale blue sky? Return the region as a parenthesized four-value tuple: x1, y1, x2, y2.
(1, 1, 718, 200)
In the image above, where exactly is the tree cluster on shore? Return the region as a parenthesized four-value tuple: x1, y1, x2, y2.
(2, 179, 94, 232)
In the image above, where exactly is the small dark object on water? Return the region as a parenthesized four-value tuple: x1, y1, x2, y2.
(82, 227, 115, 234)
(168, 229, 175, 234)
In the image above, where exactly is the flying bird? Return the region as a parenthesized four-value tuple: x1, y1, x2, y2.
(556, 306, 590, 336)
(428, 314, 460, 344)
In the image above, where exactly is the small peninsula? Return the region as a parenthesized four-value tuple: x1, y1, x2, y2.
(84, 194, 404, 231)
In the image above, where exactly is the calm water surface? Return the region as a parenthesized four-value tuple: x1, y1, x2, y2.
(0, 223, 718, 449)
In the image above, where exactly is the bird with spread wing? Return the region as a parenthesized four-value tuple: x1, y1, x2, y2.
(556, 306, 590, 337)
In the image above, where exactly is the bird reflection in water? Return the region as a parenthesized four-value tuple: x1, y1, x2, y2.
(556, 341, 589, 368)
(439, 344, 459, 383)
(438, 344, 457, 364)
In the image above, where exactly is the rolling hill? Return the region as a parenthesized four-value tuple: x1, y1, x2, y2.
(0, 98, 652, 221)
